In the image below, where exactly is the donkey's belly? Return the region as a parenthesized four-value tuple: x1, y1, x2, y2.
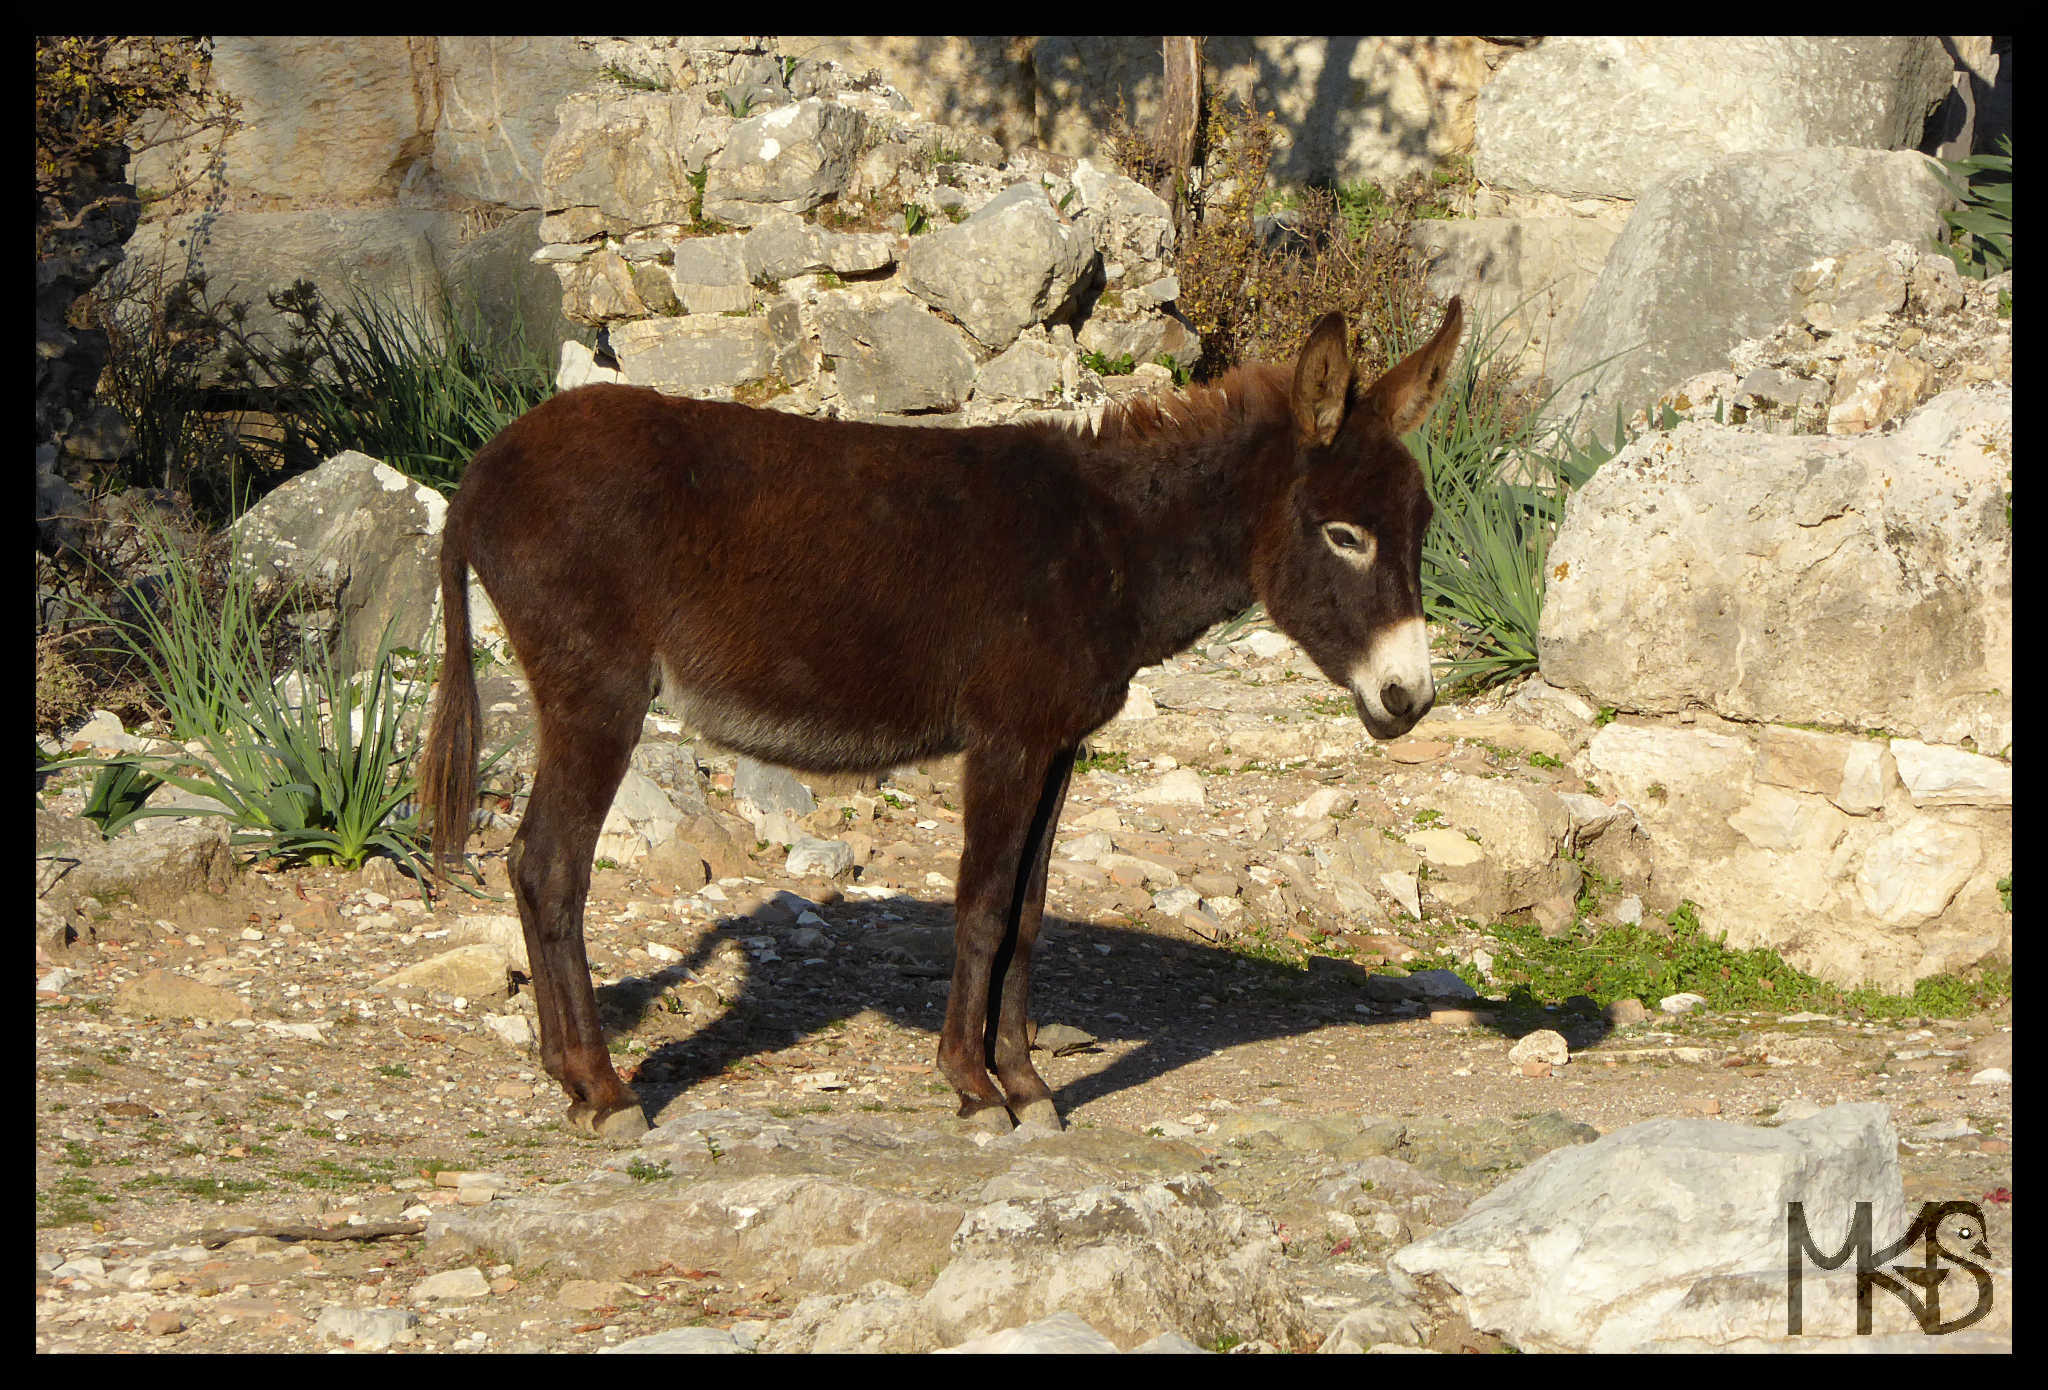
(664, 678, 963, 774)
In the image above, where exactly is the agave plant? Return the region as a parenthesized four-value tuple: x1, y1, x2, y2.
(1935, 134, 2012, 279)
(1405, 299, 1629, 692)
(51, 509, 438, 878)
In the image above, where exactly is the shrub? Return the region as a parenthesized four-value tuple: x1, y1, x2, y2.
(1934, 135, 2012, 279)
(45, 510, 436, 876)
(35, 37, 239, 208)
(87, 260, 274, 525)
(87, 271, 557, 514)
(1139, 93, 1436, 380)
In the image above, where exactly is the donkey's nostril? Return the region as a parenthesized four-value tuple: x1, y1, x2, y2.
(1381, 682, 1414, 718)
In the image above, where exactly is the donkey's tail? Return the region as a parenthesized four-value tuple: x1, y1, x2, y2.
(420, 507, 481, 878)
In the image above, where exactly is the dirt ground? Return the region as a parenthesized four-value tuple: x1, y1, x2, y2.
(34, 651, 2013, 1353)
(34, 833, 2012, 1351)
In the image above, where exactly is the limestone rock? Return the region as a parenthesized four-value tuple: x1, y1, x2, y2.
(904, 182, 1096, 351)
(433, 37, 601, 208)
(609, 309, 803, 398)
(544, 92, 731, 231)
(741, 211, 895, 282)
(1543, 386, 2012, 752)
(126, 210, 459, 373)
(702, 99, 866, 225)
(1392, 1104, 1910, 1351)
(1478, 37, 1951, 200)
(814, 290, 977, 414)
(230, 451, 447, 672)
(1548, 148, 1951, 433)
(130, 37, 425, 203)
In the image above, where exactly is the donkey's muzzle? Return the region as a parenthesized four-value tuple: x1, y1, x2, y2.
(1351, 680, 1432, 741)
(1347, 616, 1434, 740)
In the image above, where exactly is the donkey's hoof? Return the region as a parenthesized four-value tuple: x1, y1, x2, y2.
(956, 1102, 1016, 1135)
(1011, 1097, 1063, 1134)
(567, 1097, 649, 1140)
(594, 1102, 650, 1141)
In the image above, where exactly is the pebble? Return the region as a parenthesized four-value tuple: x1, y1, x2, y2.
(313, 1305, 418, 1350)
(1605, 998, 1649, 1026)
(1508, 1031, 1570, 1067)
(414, 1267, 490, 1302)
(601, 1326, 748, 1353)
(1659, 992, 1709, 1015)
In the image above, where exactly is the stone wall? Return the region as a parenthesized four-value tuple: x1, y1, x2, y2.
(529, 48, 1198, 421)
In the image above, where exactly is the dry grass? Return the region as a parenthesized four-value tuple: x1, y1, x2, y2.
(1110, 93, 1439, 379)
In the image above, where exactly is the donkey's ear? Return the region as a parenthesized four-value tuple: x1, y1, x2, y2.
(1290, 312, 1354, 448)
(1362, 297, 1464, 436)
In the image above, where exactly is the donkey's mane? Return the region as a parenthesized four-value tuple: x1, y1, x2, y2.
(1054, 363, 1294, 451)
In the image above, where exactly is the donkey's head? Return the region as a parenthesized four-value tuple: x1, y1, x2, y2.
(1253, 298, 1463, 741)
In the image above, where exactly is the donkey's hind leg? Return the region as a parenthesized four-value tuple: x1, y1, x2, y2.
(511, 681, 650, 1139)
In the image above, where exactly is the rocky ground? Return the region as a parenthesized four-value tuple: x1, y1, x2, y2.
(34, 622, 2013, 1352)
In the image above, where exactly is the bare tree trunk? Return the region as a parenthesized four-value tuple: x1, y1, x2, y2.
(1155, 37, 1202, 244)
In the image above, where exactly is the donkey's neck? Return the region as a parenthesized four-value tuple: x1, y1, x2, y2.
(1071, 367, 1295, 669)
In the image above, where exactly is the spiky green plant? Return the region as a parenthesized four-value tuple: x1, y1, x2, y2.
(1407, 301, 1630, 692)
(44, 510, 436, 877)
(1935, 135, 2012, 279)
(227, 278, 554, 495)
(80, 758, 164, 839)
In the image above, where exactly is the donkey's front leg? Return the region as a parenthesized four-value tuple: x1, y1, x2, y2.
(987, 747, 1073, 1131)
(938, 743, 1056, 1130)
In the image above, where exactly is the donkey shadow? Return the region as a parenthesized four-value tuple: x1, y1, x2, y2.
(586, 890, 1607, 1125)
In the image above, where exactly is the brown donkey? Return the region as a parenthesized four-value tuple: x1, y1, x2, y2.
(421, 298, 1463, 1138)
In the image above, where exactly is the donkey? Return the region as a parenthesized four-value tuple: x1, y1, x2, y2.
(421, 297, 1463, 1138)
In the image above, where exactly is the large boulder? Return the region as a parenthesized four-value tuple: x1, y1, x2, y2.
(1476, 36, 1953, 201)
(1392, 1105, 1927, 1350)
(1549, 148, 1952, 430)
(1541, 386, 2012, 753)
(229, 451, 447, 670)
(903, 182, 1096, 351)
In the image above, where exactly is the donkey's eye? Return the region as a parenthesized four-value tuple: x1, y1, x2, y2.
(1323, 523, 1373, 559)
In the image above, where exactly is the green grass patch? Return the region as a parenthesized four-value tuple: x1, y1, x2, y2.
(122, 1173, 270, 1202)
(1404, 905, 2013, 1020)
(1074, 748, 1132, 774)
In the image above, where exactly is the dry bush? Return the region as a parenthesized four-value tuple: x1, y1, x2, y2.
(1112, 92, 1439, 379)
